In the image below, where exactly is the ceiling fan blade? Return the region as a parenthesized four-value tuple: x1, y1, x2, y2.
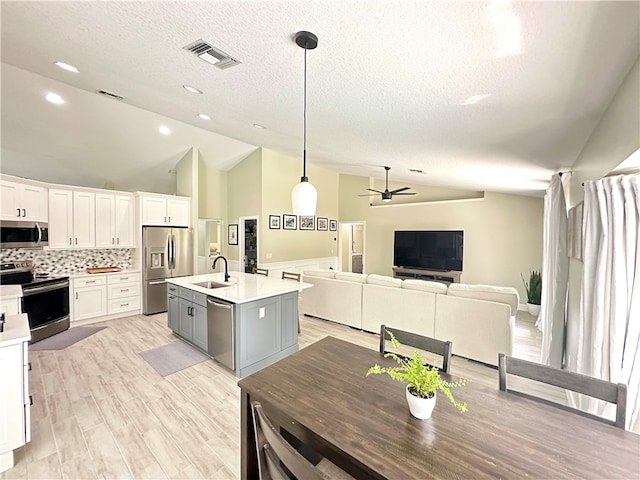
(390, 187, 411, 194)
(392, 192, 417, 196)
(358, 193, 381, 197)
(365, 188, 384, 194)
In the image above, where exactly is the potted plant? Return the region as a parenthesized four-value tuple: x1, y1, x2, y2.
(521, 269, 542, 316)
(366, 331, 468, 419)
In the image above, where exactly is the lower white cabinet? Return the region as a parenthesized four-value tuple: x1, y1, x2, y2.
(72, 272, 141, 322)
(0, 338, 29, 473)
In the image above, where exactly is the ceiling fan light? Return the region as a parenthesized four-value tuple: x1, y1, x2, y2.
(292, 180, 317, 216)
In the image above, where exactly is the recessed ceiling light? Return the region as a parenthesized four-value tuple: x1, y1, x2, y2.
(55, 61, 79, 73)
(159, 126, 171, 135)
(198, 113, 211, 120)
(461, 94, 492, 105)
(253, 124, 266, 129)
(45, 92, 64, 104)
(183, 85, 203, 94)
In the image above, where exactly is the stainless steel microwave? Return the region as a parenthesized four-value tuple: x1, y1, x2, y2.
(0, 220, 48, 248)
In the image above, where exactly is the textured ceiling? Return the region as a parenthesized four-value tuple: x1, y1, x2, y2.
(1, 1, 639, 196)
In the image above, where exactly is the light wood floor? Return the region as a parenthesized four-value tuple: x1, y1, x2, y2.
(2, 310, 544, 480)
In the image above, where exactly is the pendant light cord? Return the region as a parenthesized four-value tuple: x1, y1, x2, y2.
(302, 42, 308, 180)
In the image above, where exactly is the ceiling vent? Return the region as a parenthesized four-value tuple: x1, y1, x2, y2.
(97, 90, 124, 101)
(183, 39, 241, 70)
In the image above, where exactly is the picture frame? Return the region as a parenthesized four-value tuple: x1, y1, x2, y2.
(317, 217, 328, 231)
(269, 215, 281, 229)
(283, 214, 297, 230)
(299, 215, 315, 230)
(228, 224, 238, 245)
(329, 219, 337, 231)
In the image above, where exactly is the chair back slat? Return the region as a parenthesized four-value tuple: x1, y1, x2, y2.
(256, 268, 269, 276)
(498, 353, 627, 429)
(252, 402, 326, 480)
(282, 271, 301, 281)
(380, 324, 453, 374)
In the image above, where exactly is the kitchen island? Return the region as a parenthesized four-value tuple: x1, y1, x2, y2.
(166, 272, 312, 378)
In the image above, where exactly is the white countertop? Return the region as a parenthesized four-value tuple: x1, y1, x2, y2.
(167, 272, 313, 304)
(0, 285, 23, 299)
(68, 269, 141, 279)
(0, 313, 31, 346)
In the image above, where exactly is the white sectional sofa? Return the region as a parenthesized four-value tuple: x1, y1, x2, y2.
(301, 271, 519, 367)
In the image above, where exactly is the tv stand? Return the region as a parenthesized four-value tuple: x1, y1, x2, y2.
(392, 267, 461, 285)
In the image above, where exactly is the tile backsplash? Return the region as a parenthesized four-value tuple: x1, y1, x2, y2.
(0, 248, 133, 274)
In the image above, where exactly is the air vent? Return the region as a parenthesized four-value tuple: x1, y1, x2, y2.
(183, 39, 241, 70)
(97, 90, 124, 101)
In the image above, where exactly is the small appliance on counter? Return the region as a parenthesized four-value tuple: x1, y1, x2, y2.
(0, 261, 69, 343)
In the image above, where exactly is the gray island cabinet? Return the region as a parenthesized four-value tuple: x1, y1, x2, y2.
(166, 272, 311, 378)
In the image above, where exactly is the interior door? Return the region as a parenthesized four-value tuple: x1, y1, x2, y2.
(243, 219, 258, 273)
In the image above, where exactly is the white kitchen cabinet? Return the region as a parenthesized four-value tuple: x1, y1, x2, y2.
(0, 179, 48, 222)
(73, 277, 107, 321)
(49, 189, 95, 249)
(95, 194, 135, 248)
(106, 273, 140, 314)
(140, 194, 190, 227)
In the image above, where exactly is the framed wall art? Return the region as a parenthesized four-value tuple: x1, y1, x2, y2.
(283, 214, 297, 230)
(228, 224, 238, 245)
(269, 215, 281, 229)
(329, 219, 337, 231)
(299, 215, 315, 230)
(317, 217, 328, 231)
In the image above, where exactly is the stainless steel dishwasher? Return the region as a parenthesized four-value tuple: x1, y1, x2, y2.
(207, 297, 235, 370)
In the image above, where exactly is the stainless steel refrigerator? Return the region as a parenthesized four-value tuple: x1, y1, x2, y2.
(143, 226, 193, 314)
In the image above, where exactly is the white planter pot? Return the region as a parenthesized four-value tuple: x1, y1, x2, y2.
(527, 303, 541, 316)
(405, 385, 436, 419)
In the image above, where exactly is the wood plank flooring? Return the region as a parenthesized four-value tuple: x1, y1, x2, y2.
(2, 310, 544, 480)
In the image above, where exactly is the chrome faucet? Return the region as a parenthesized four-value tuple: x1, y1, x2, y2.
(212, 256, 230, 283)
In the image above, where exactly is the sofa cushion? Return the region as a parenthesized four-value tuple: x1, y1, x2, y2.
(402, 279, 448, 294)
(447, 283, 519, 314)
(334, 272, 368, 284)
(303, 270, 336, 279)
(366, 274, 402, 288)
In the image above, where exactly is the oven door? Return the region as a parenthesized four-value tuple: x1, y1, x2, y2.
(21, 280, 70, 329)
(0, 220, 49, 248)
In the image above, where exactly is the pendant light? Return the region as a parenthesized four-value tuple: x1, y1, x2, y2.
(291, 31, 318, 216)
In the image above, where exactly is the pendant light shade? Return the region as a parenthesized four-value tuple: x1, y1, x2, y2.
(291, 31, 318, 216)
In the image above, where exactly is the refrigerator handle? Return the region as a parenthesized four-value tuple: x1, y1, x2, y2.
(172, 234, 177, 270)
(167, 234, 173, 270)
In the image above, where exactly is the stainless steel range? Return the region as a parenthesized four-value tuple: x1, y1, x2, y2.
(0, 261, 70, 343)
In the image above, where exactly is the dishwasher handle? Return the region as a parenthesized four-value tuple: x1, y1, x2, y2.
(207, 298, 232, 309)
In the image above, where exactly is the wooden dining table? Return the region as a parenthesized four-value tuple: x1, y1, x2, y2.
(238, 336, 639, 479)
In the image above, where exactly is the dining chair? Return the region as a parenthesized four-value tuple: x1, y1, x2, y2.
(379, 325, 453, 374)
(251, 401, 329, 480)
(282, 272, 302, 333)
(498, 353, 627, 429)
(255, 268, 269, 276)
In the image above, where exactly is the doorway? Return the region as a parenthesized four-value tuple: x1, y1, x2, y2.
(240, 216, 259, 273)
(339, 222, 365, 273)
(197, 218, 223, 274)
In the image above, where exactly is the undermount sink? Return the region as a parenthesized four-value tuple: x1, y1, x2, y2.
(193, 281, 233, 289)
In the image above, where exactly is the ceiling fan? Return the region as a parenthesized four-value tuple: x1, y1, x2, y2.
(359, 166, 416, 202)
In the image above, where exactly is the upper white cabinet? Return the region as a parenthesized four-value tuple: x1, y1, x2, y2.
(140, 194, 190, 227)
(48, 189, 95, 248)
(95, 193, 134, 248)
(0, 179, 48, 222)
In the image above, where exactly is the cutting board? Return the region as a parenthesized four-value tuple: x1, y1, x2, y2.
(86, 266, 122, 274)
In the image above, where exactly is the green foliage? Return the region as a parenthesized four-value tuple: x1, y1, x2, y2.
(521, 269, 542, 305)
(366, 330, 469, 413)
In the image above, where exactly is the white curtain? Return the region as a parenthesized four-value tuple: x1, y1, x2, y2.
(538, 174, 569, 368)
(574, 174, 640, 430)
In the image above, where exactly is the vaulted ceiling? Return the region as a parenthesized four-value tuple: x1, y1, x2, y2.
(1, 1, 638, 196)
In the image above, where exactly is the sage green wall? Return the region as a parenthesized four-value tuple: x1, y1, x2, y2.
(227, 149, 262, 261)
(198, 158, 228, 221)
(339, 174, 544, 300)
(260, 149, 339, 263)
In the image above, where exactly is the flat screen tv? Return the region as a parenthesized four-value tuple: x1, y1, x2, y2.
(394, 230, 463, 272)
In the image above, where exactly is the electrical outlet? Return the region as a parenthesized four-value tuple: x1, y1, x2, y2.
(266, 253, 272, 259)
